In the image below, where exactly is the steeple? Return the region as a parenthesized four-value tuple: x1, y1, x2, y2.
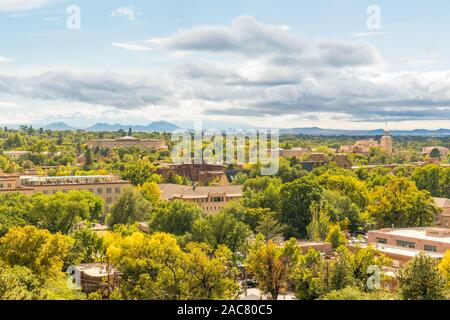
(380, 122, 393, 153)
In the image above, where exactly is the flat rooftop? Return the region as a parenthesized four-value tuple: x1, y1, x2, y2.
(434, 197, 450, 208)
(370, 228, 450, 244)
(20, 175, 129, 186)
(159, 183, 243, 200)
(72, 263, 116, 277)
(366, 243, 445, 259)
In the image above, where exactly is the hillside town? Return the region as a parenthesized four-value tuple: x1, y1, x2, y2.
(0, 126, 449, 300)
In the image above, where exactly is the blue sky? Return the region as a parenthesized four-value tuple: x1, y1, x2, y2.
(1, 0, 450, 129)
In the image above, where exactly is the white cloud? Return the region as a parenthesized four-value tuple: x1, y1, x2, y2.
(0, 0, 54, 12)
(0, 70, 173, 108)
(111, 42, 150, 52)
(0, 55, 14, 63)
(111, 6, 138, 21)
(10, 12, 25, 18)
(145, 16, 307, 56)
(1, 16, 450, 125)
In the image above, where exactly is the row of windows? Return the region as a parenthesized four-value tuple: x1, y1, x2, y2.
(424, 244, 437, 252)
(42, 187, 121, 196)
(194, 196, 240, 203)
(396, 240, 416, 249)
(377, 238, 438, 253)
(0, 183, 12, 189)
(90, 187, 121, 194)
(204, 206, 222, 211)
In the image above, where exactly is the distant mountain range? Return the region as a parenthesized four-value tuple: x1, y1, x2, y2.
(42, 121, 180, 132)
(44, 122, 77, 131)
(85, 121, 180, 132)
(279, 127, 450, 137)
(4, 122, 450, 136)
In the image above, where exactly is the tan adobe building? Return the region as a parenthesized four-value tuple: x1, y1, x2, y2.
(434, 197, 450, 228)
(158, 183, 243, 214)
(2, 151, 30, 160)
(67, 263, 117, 293)
(86, 136, 168, 150)
(367, 227, 450, 266)
(422, 146, 449, 158)
(158, 162, 228, 186)
(331, 154, 352, 169)
(340, 130, 393, 154)
(0, 174, 131, 212)
(279, 147, 311, 159)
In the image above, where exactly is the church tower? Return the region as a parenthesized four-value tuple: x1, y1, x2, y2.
(380, 129, 393, 154)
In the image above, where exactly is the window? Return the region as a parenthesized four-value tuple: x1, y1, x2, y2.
(97, 188, 103, 194)
(88, 188, 94, 193)
(7, 183, 11, 188)
(106, 197, 112, 204)
(396, 240, 415, 249)
(106, 188, 112, 194)
(115, 187, 121, 194)
(424, 245, 437, 252)
(376, 238, 387, 244)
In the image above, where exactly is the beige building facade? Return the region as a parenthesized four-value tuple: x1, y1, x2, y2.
(367, 227, 450, 266)
(86, 136, 168, 150)
(340, 130, 393, 154)
(422, 146, 449, 158)
(0, 174, 131, 212)
(434, 197, 450, 228)
(158, 183, 243, 214)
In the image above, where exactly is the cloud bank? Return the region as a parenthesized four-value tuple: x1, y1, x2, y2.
(2, 16, 450, 123)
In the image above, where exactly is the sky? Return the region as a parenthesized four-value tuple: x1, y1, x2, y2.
(1, 0, 450, 129)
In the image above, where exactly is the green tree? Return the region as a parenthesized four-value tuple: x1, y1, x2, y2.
(246, 236, 299, 300)
(192, 213, 251, 253)
(0, 193, 34, 236)
(122, 160, 157, 186)
(438, 250, 450, 289)
(105, 231, 239, 300)
(221, 200, 268, 231)
(321, 190, 363, 233)
(293, 248, 327, 300)
(326, 224, 347, 249)
(316, 174, 369, 210)
(107, 187, 151, 227)
(279, 177, 323, 238)
(184, 243, 240, 299)
(328, 247, 354, 291)
(306, 204, 330, 241)
(67, 227, 105, 265)
(151, 200, 203, 236)
(412, 165, 444, 197)
(397, 253, 447, 300)
(0, 265, 41, 300)
(256, 214, 286, 242)
(368, 177, 438, 228)
(29, 191, 103, 234)
(430, 148, 441, 159)
(0, 226, 73, 279)
(136, 181, 161, 206)
(242, 176, 281, 212)
(320, 286, 395, 300)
